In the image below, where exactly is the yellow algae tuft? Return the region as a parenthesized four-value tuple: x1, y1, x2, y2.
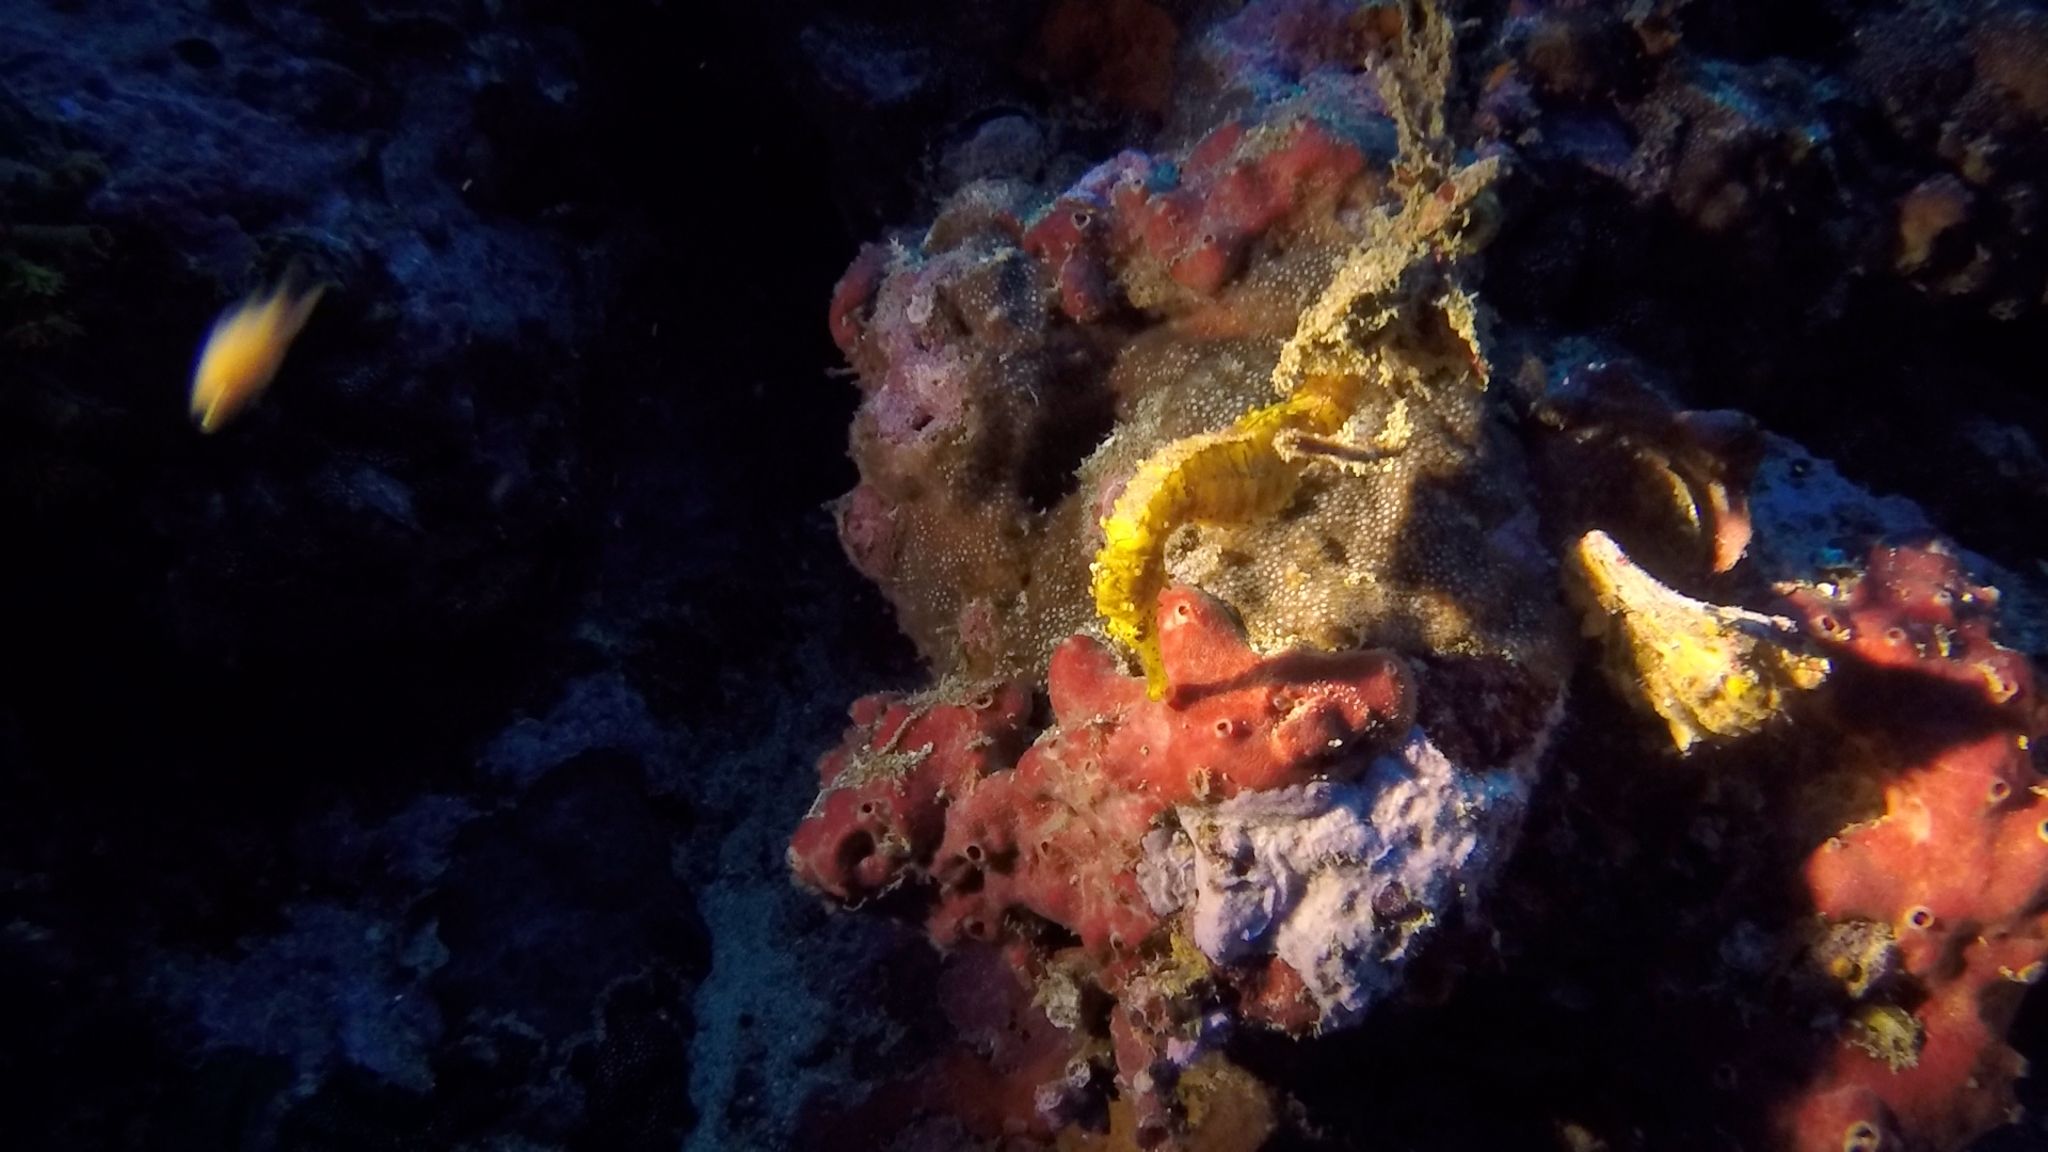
(189, 273, 326, 433)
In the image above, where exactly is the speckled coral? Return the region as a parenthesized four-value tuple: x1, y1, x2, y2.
(1569, 531, 2048, 1152)
(1774, 541, 2048, 1152)
(1090, 371, 1364, 697)
(1087, 142, 1564, 701)
(799, 6, 1580, 1144)
(818, 0, 1409, 684)
(792, 585, 1415, 957)
(1143, 240, 1565, 687)
(792, 584, 1419, 1143)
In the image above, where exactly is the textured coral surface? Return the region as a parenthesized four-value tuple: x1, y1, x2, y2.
(792, 1, 2048, 1149)
(1780, 544, 2048, 1152)
(795, 584, 1414, 937)
(794, 586, 1431, 1139)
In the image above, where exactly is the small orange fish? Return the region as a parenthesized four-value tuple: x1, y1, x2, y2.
(189, 273, 326, 433)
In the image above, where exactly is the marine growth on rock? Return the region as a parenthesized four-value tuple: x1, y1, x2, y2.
(790, 1, 2048, 1149)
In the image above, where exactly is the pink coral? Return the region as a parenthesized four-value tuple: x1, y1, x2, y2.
(826, 241, 890, 360)
(1020, 117, 1373, 321)
(793, 585, 1414, 953)
(792, 585, 1413, 1145)
(927, 585, 1413, 956)
(787, 680, 1036, 905)
(1778, 542, 2048, 1152)
(1791, 542, 2032, 706)
(830, 483, 901, 583)
(1020, 149, 1155, 322)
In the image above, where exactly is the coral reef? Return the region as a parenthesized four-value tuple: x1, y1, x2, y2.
(820, 0, 1422, 684)
(1559, 527, 2048, 1152)
(17, 0, 2048, 1149)
(793, 584, 1418, 934)
(799, 1, 1576, 1143)
(797, 0, 2048, 1149)
(794, 581, 1551, 1142)
(0, 89, 109, 352)
(1778, 543, 2048, 1152)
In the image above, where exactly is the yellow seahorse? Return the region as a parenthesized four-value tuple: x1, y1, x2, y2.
(1088, 142, 1502, 697)
(1086, 0, 1502, 694)
(1090, 373, 1367, 696)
